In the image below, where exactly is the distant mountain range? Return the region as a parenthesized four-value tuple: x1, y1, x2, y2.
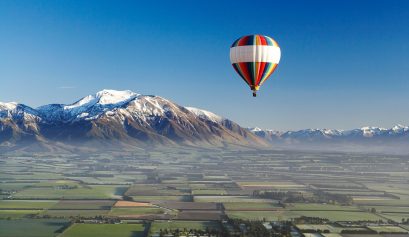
(249, 125, 409, 153)
(249, 125, 409, 141)
(0, 89, 408, 153)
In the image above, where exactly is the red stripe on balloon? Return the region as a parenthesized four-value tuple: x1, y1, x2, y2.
(238, 62, 254, 86)
(259, 36, 267, 46)
(256, 62, 267, 86)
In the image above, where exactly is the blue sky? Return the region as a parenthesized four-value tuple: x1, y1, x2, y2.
(1, 0, 408, 130)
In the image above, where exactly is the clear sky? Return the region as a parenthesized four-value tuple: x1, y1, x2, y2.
(1, 0, 408, 130)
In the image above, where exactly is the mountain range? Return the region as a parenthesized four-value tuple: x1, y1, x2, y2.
(250, 125, 409, 141)
(1, 89, 408, 153)
(0, 89, 266, 152)
(249, 126, 409, 153)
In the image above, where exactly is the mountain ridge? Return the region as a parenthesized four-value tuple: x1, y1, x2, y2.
(249, 125, 409, 140)
(1, 89, 408, 153)
(0, 89, 267, 151)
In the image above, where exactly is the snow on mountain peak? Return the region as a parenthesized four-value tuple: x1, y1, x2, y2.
(250, 124, 409, 141)
(95, 89, 139, 105)
(250, 127, 263, 132)
(0, 102, 18, 110)
(186, 107, 224, 123)
(0, 102, 40, 120)
(392, 124, 408, 131)
(66, 89, 139, 109)
(360, 126, 387, 137)
(34, 89, 142, 121)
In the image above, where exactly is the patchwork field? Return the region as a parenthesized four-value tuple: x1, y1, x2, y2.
(1, 149, 408, 236)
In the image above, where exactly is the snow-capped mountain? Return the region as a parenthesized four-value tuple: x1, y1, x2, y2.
(37, 90, 140, 122)
(249, 126, 409, 142)
(0, 89, 266, 150)
(0, 102, 40, 121)
(186, 107, 224, 123)
(249, 126, 409, 153)
(1, 89, 408, 153)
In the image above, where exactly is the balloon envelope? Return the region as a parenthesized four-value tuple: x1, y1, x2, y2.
(230, 35, 281, 96)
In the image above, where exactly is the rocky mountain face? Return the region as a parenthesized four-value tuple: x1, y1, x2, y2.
(0, 90, 267, 151)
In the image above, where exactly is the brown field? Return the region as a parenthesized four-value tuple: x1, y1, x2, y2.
(177, 210, 223, 220)
(157, 201, 220, 210)
(114, 201, 153, 207)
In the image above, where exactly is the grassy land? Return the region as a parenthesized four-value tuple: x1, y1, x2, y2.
(0, 182, 38, 191)
(226, 210, 385, 221)
(109, 207, 164, 216)
(237, 181, 305, 188)
(194, 195, 272, 203)
(51, 200, 115, 210)
(286, 203, 360, 211)
(378, 213, 409, 222)
(223, 202, 279, 210)
(0, 200, 58, 209)
(0, 219, 69, 237)
(360, 205, 409, 213)
(132, 195, 189, 202)
(368, 225, 408, 233)
(0, 210, 43, 219)
(13, 185, 127, 199)
(149, 220, 220, 234)
(43, 209, 109, 218)
(60, 223, 146, 237)
(192, 189, 227, 195)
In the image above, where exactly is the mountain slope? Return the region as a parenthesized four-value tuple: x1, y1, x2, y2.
(0, 90, 267, 150)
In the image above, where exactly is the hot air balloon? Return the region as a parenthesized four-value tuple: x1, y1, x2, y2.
(230, 34, 281, 97)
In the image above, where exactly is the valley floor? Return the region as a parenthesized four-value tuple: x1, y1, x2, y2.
(0, 148, 408, 236)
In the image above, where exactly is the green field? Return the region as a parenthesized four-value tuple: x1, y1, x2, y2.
(60, 224, 146, 237)
(226, 210, 384, 221)
(0, 182, 38, 191)
(286, 203, 360, 211)
(378, 212, 409, 222)
(360, 205, 409, 213)
(0, 200, 58, 209)
(109, 207, 164, 216)
(368, 225, 408, 233)
(14, 185, 127, 199)
(192, 189, 227, 195)
(0, 209, 43, 219)
(149, 220, 220, 235)
(194, 195, 272, 203)
(132, 195, 190, 202)
(51, 200, 115, 210)
(43, 209, 110, 217)
(296, 224, 368, 233)
(125, 184, 189, 196)
(0, 219, 69, 237)
(223, 202, 279, 210)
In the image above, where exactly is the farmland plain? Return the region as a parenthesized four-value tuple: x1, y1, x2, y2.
(0, 148, 408, 236)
